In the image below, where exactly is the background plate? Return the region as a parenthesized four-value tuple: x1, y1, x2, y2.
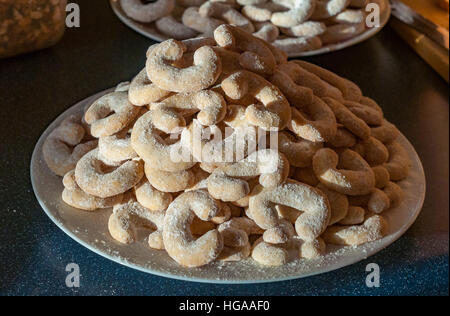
(31, 88, 425, 284)
(109, 0, 391, 57)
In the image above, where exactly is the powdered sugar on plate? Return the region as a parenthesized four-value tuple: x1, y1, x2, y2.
(30, 88, 425, 284)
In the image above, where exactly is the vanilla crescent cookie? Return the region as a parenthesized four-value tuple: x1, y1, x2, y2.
(84, 91, 140, 138)
(150, 90, 227, 132)
(182, 7, 225, 37)
(270, 69, 314, 107)
(75, 149, 144, 198)
(134, 178, 173, 211)
(108, 193, 165, 248)
(299, 237, 327, 259)
(213, 47, 243, 78)
(352, 137, 388, 166)
(323, 214, 388, 246)
(372, 165, 390, 189)
(263, 218, 295, 244)
(278, 62, 343, 101)
(327, 126, 357, 148)
(219, 242, 252, 262)
(292, 60, 363, 101)
(219, 217, 263, 246)
(145, 164, 196, 193)
(278, 131, 323, 167)
(338, 205, 365, 225)
(155, 16, 199, 40)
(321, 22, 366, 45)
(329, 9, 366, 24)
(312, 148, 375, 195)
(241, 2, 288, 22)
(311, 0, 350, 20)
(146, 39, 222, 93)
(270, 0, 316, 28)
(120, 0, 175, 23)
(288, 96, 337, 143)
(253, 22, 280, 42)
(214, 24, 277, 76)
(181, 118, 258, 165)
(43, 114, 98, 176)
(323, 97, 370, 140)
(199, 1, 255, 33)
(98, 125, 138, 164)
(384, 142, 410, 181)
(249, 180, 331, 241)
(280, 21, 327, 37)
(62, 170, 123, 211)
(163, 190, 224, 267)
(317, 183, 349, 225)
(207, 149, 290, 201)
(344, 100, 383, 126)
(128, 69, 171, 106)
(371, 120, 400, 144)
(221, 70, 291, 130)
(131, 110, 196, 172)
(251, 237, 288, 266)
(272, 36, 323, 55)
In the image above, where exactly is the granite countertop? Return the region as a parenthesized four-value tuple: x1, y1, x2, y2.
(0, 0, 448, 296)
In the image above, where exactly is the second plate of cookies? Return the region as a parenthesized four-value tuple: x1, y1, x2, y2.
(110, 0, 391, 57)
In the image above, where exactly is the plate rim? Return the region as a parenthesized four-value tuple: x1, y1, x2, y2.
(30, 88, 426, 284)
(109, 0, 391, 58)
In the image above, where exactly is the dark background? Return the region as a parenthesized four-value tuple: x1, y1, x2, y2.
(0, 0, 448, 295)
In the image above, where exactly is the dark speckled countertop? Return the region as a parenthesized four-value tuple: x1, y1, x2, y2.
(0, 0, 448, 296)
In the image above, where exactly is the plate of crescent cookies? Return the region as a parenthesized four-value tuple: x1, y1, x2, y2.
(32, 24, 425, 283)
(110, 0, 391, 57)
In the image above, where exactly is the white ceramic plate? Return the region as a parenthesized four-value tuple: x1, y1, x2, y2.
(31, 88, 425, 284)
(109, 0, 391, 57)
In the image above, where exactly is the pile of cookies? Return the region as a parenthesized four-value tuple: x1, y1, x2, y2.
(119, 0, 374, 54)
(43, 24, 410, 268)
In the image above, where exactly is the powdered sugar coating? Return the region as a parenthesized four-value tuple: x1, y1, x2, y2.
(75, 149, 144, 198)
(163, 190, 224, 267)
(40, 23, 412, 272)
(146, 39, 222, 93)
(43, 114, 98, 176)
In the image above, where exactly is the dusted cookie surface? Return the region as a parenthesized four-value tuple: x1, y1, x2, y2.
(42, 24, 410, 269)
